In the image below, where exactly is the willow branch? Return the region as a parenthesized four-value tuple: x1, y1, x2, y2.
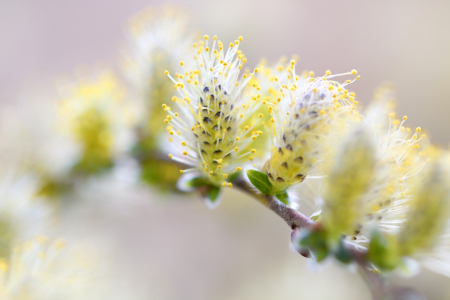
(234, 177, 425, 300)
(150, 151, 424, 299)
(234, 179, 315, 230)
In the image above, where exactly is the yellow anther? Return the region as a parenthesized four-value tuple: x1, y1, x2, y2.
(356, 75, 361, 80)
(414, 144, 420, 149)
(230, 42, 234, 47)
(182, 151, 188, 155)
(254, 68, 259, 73)
(162, 104, 167, 109)
(234, 147, 239, 152)
(258, 113, 263, 118)
(169, 130, 174, 135)
(325, 70, 331, 76)
(403, 116, 408, 120)
(416, 127, 422, 132)
(236, 167, 242, 172)
(251, 149, 256, 153)
(271, 118, 275, 123)
(164, 70, 169, 75)
(240, 114, 244, 118)
(351, 69, 357, 75)
(238, 36, 243, 41)
(222, 182, 227, 187)
(168, 154, 173, 159)
(320, 110, 326, 115)
(209, 171, 213, 175)
(204, 35, 209, 40)
(203, 161, 207, 166)
(252, 136, 257, 140)
(228, 183, 233, 187)
(164, 119, 169, 124)
(180, 170, 184, 174)
(181, 141, 187, 146)
(180, 61, 184, 66)
(223, 174, 228, 179)
(249, 155, 254, 160)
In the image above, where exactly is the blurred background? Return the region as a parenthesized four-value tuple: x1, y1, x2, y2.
(1, 0, 450, 299)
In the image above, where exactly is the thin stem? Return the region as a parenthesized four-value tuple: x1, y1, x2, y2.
(149, 151, 425, 299)
(234, 177, 425, 300)
(234, 179, 315, 229)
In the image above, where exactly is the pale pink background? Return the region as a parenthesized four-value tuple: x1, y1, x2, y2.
(1, 1, 450, 299)
(2, 0, 450, 144)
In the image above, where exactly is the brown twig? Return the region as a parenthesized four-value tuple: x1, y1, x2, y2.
(151, 151, 424, 299)
(234, 179, 315, 230)
(234, 177, 425, 300)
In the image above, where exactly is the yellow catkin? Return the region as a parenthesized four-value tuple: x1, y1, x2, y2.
(397, 158, 450, 256)
(164, 35, 261, 184)
(263, 68, 359, 192)
(322, 127, 376, 241)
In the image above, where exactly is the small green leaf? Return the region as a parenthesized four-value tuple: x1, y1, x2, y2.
(246, 169, 273, 195)
(368, 230, 400, 271)
(275, 190, 289, 205)
(299, 229, 329, 262)
(334, 238, 352, 264)
(180, 176, 222, 209)
(205, 185, 221, 206)
(186, 177, 210, 188)
(227, 171, 241, 183)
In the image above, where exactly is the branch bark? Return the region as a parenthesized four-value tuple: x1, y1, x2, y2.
(151, 151, 425, 299)
(234, 177, 426, 300)
(234, 179, 315, 230)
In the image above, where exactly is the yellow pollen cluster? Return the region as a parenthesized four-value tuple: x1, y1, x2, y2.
(163, 35, 262, 184)
(263, 68, 360, 192)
